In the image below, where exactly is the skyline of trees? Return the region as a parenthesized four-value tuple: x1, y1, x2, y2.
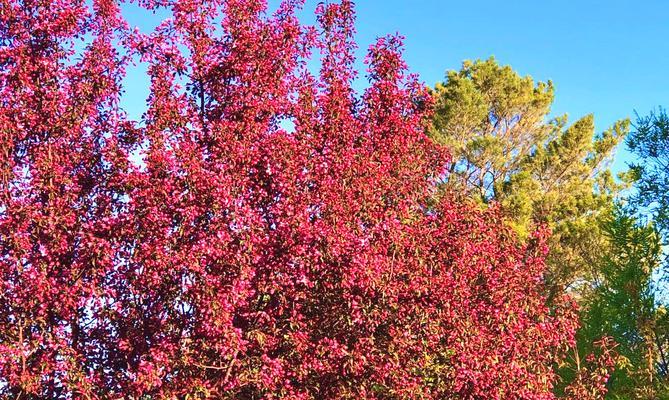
(0, 0, 666, 398)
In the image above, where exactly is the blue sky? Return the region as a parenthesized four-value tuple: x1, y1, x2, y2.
(345, 0, 669, 173)
(121, 0, 669, 172)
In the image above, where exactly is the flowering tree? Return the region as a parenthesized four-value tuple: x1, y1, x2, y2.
(0, 0, 612, 398)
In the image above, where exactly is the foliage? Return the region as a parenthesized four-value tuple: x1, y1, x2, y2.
(0, 0, 613, 398)
(430, 58, 630, 297)
(561, 207, 669, 399)
(628, 108, 669, 240)
(430, 57, 555, 202)
(561, 337, 618, 400)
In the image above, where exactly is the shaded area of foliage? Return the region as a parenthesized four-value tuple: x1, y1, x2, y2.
(561, 207, 669, 399)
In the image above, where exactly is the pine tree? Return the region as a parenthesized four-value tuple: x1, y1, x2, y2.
(430, 57, 629, 297)
(562, 207, 669, 399)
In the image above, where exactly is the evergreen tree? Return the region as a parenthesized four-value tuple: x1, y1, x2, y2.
(563, 207, 669, 399)
(430, 57, 630, 297)
(628, 108, 669, 240)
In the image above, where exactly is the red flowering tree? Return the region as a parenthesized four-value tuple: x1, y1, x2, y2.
(0, 0, 612, 398)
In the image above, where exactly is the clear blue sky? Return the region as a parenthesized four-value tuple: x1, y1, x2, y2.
(342, 0, 669, 173)
(122, 0, 669, 172)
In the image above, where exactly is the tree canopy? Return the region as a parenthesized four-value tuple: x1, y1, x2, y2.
(430, 58, 629, 297)
(0, 1, 613, 398)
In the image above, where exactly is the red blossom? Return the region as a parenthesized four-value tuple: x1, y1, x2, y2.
(0, 0, 611, 398)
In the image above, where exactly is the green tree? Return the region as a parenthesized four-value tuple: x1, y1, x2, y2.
(628, 108, 669, 239)
(564, 207, 669, 399)
(430, 57, 630, 297)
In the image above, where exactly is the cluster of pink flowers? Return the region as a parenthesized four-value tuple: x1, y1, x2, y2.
(0, 0, 613, 398)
